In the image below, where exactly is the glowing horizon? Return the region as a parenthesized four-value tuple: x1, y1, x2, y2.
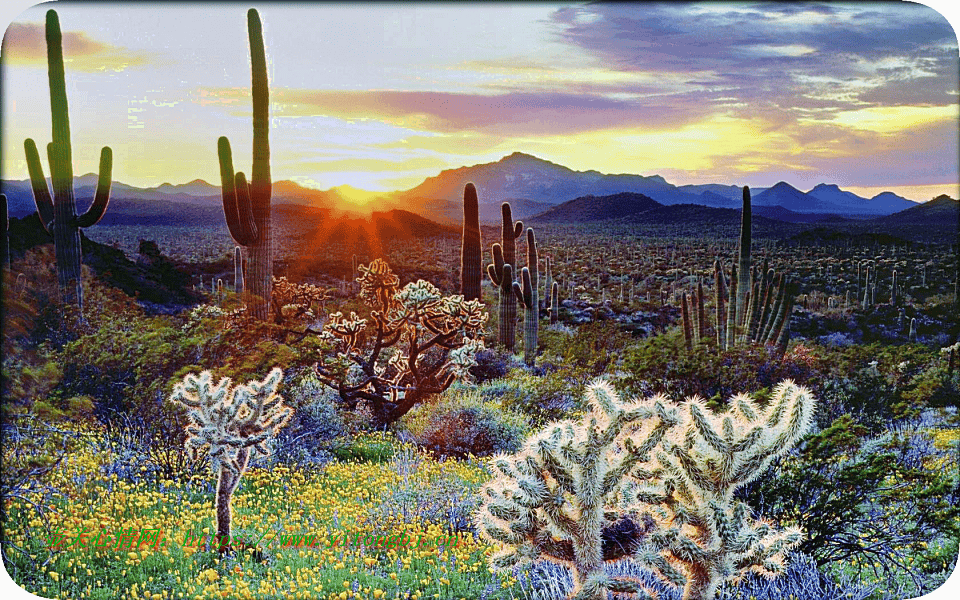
(1, 2, 958, 203)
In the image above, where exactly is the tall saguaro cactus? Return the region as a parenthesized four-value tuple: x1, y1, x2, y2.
(460, 183, 482, 302)
(219, 9, 272, 320)
(734, 186, 752, 339)
(24, 10, 113, 308)
(512, 227, 539, 365)
(487, 202, 523, 351)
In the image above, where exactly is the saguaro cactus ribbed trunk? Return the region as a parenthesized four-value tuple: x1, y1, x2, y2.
(487, 202, 523, 351)
(512, 227, 539, 365)
(460, 183, 482, 302)
(24, 10, 113, 309)
(220, 9, 272, 320)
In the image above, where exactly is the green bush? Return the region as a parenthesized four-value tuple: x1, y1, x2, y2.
(477, 370, 584, 426)
(403, 385, 530, 458)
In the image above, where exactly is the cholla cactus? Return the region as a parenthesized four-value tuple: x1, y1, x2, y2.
(637, 380, 815, 600)
(316, 259, 486, 426)
(169, 368, 292, 550)
(476, 379, 678, 600)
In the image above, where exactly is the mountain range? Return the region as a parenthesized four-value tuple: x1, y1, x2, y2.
(0, 151, 930, 227)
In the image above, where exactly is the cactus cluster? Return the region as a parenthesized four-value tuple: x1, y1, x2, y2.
(488, 202, 524, 351)
(24, 9, 113, 309)
(169, 368, 292, 550)
(477, 379, 815, 600)
(513, 228, 540, 365)
(219, 9, 273, 321)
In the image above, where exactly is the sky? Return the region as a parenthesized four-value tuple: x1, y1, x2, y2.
(1, 1, 958, 203)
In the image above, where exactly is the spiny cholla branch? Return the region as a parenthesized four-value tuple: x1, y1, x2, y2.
(316, 259, 486, 426)
(168, 368, 292, 549)
(476, 379, 679, 600)
(637, 379, 815, 600)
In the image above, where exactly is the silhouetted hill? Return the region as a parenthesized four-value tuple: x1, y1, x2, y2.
(620, 203, 801, 238)
(529, 192, 662, 223)
(753, 182, 844, 214)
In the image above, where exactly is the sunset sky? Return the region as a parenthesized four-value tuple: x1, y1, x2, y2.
(1, 1, 958, 201)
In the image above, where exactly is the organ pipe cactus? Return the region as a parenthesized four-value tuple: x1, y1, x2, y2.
(512, 227, 539, 365)
(460, 183, 483, 302)
(219, 9, 272, 320)
(24, 9, 113, 308)
(681, 291, 693, 349)
(488, 202, 523, 351)
(169, 368, 292, 551)
(636, 380, 815, 600)
(476, 379, 679, 600)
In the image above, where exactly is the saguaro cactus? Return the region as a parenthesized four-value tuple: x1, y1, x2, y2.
(487, 202, 523, 351)
(512, 227, 539, 365)
(234, 246, 244, 293)
(23, 10, 113, 308)
(477, 380, 678, 600)
(1, 194, 8, 270)
(219, 9, 272, 320)
(637, 380, 815, 600)
(460, 183, 482, 302)
(734, 186, 752, 339)
(549, 280, 559, 324)
(169, 368, 292, 550)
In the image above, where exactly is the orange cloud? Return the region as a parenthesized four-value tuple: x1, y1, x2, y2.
(2, 21, 153, 72)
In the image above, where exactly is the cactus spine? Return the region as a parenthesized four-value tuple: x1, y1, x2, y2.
(169, 368, 292, 551)
(219, 9, 272, 320)
(487, 202, 523, 351)
(639, 380, 814, 600)
(23, 10, 113, 308)
(460, 183, 482, 302)
(476, 379, 678, 600)
(512, 228, 539, 365)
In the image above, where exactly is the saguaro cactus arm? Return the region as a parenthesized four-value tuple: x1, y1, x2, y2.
(74, 146, 113, 228)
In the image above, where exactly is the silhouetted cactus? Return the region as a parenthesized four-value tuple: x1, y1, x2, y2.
(169, 368, 292, 551)
(734, 187, 752, 339)
(512, 228, 539, 365)
(488, 202, 523, 351)
(460, 183, 482, 302)
(219, 9, 272, 320)
(23, 10, 112, 308)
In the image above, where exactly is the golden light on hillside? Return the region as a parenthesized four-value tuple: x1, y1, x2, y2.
(333, 185, 384, 207)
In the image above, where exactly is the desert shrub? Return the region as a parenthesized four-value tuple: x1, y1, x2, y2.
(619, 331, 823, 403)
(365, 445, 483, 534)
(741, 418, 960, 595)
(478, 370, 584, 425)
(539, 320, 633, 378)
(272, 373, 346, 465)
(403, 385, 530, 458)
(507, 553, 877, 600)
(470, 348, 514, 383)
